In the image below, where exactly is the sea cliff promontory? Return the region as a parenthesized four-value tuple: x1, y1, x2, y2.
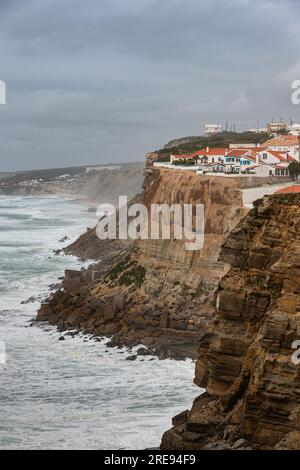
(37, 155, 247, 358)
(162, 193, 300, 450)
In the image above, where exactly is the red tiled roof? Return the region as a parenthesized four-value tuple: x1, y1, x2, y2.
(263, 135, 299, 147)
(252, 147, 267, 152)
(267, 150, 286, 161)
(276, 185, 300, 194)
(190, 148, 227, 156)
(227, 149, 250, 157)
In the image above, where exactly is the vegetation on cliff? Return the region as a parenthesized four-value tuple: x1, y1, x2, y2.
(156, 131, 270, 161)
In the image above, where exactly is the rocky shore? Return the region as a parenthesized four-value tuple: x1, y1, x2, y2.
(161, 193, 300, 450)
(33, 154, 300, 449)
(37, 166, 247, 359)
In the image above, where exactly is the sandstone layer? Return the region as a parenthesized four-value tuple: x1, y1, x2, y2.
(161, 193, 300, 450)
(37, 168, 246, 359)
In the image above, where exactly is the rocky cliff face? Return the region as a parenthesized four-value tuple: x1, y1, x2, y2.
(161, 193, 300, 450)
(37, 168, 246, 359)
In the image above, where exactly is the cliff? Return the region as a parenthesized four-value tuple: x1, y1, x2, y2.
(161, 193, 300, 450)
(0, 163, 144, 203)
(37, 167, 247, 359)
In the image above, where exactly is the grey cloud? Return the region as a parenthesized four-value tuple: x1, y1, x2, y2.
(0, 0, 300, 170)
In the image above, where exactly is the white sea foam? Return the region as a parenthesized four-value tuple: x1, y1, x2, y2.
(0, 195, 200, 450)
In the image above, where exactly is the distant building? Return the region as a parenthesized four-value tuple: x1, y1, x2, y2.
(287, 123, 300, 136)
(169, 145, 293, 176)
(229, 143, 259, 149)
(267, 122, 288, 135)
(263, 135, 300, 162)
(248, 128, 267, 134)
(204, 124, 222, 137)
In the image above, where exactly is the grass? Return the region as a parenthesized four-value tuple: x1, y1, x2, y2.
(106, 255, 146, 288)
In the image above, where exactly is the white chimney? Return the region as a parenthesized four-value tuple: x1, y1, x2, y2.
(206, 147, 209, 153)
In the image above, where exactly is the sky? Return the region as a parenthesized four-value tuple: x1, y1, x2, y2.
(1, 0, 300, 171)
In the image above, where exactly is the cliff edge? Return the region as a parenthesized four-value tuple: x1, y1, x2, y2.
(161, 193, 300, 450)
(37, 167, 246, 359)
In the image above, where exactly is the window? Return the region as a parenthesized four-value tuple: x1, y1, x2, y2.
(263, 153, 267, 159)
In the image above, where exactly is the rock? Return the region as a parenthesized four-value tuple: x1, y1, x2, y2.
(169, 320, 187, 330)
(66, 311, 83, 327)
(172, 410, 189, 426)
(103, 323, 120, 335)
(232, 438, 247, 449)
(59, 236, 69, 243)
(162, 193, 300, 450)
(21, 296, 38, 305)
(64, 269, 82, 281)
(126, 355, 137, 361)
(216, 290, 245, 318)
(112, 294, 125, 311)
(136, 347, 153, 356)
(103, 304, 116, 323)
(57, 319, 65, 331)
(63, 278, 82, 294)
(58, 336, 65, 341)
(36, 304, 52, 321)
(275, 431, 300, 450)
(160, 313, 169, 329)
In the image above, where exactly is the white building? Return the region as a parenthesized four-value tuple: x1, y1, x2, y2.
(204, 124, 222, 137)
(169, 145, 293, 177)
(287, 123, 300, 136)
(267, 122, 288, 135)
(263, 135, 300, 162)
(248, 128, 267, 134)
(230, 143, 259, 149)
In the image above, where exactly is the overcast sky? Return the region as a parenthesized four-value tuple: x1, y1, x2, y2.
(0, 0, 300, 171)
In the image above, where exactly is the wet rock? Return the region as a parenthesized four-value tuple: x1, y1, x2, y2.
(136, 347, 153, 356)
(126, 355, 137, 361)
(232, 438, 247, 449)
(21, 296, 38, 305)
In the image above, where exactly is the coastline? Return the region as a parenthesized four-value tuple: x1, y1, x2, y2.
(0, 193, 198, 450)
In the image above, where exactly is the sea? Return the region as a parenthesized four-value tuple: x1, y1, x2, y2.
(0, 195, 199, 450)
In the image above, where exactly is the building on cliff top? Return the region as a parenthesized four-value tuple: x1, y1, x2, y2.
(167, 145, 295, 176)
(204, 124, 222, 137)
(262, 135, 300, 161)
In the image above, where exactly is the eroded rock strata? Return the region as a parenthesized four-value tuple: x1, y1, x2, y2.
(37, 169, 246, 359)
(161, 193, 300, 450)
